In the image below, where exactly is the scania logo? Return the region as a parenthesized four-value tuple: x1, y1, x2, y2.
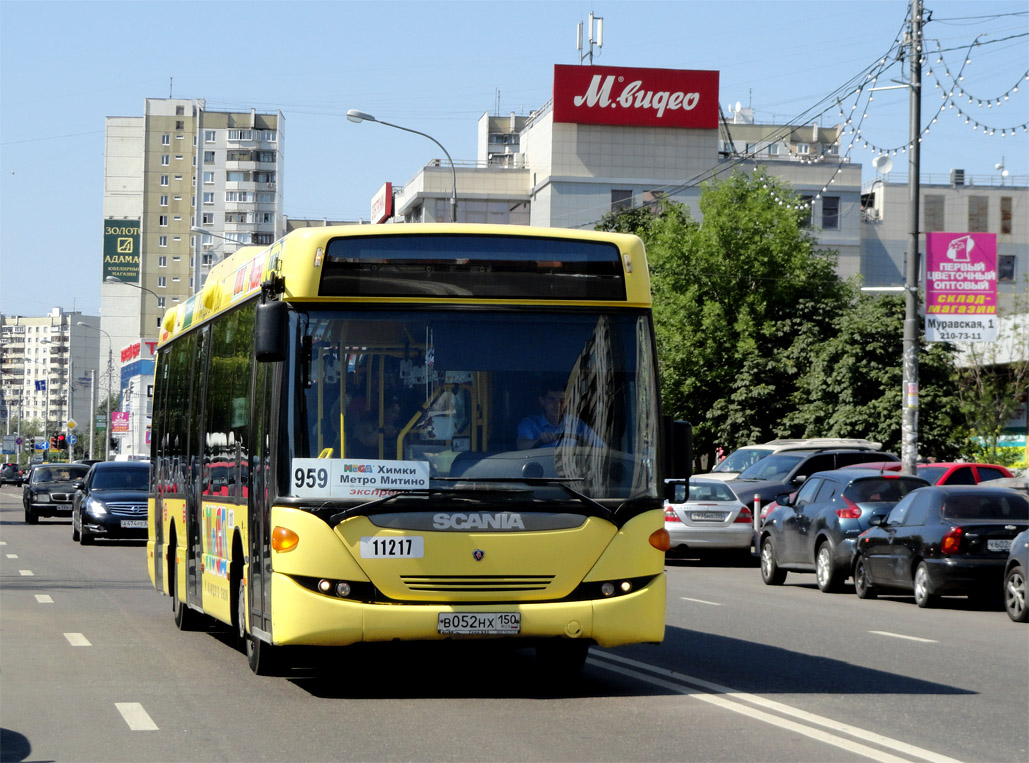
(432, 512, 526, 530)
(473, 549, 485, 561)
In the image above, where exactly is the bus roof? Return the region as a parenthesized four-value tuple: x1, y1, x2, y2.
(159, 224, 650, 346)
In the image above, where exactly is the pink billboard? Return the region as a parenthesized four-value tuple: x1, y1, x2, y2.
(111, 411, 130, 434)
(924, 232, 998, 342)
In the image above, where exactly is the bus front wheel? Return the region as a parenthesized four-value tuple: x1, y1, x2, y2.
(239, 578, 280, 676)
(536, 640, 589, 679)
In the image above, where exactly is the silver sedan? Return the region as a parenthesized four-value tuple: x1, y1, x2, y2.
(665, 478, 754, 555)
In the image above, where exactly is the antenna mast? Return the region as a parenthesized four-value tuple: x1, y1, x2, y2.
(577, 12, 604, 65)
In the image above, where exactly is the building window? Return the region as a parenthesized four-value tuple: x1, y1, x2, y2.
(201, 212, 214, 224)
(611, 189, 633, 212)
(157, 277, 167, 288)
(157, 297, 166, 309)
(228, 129, 253, 141)
(159, 215, 168, 226)
(796, 143, 811, 155)
(204, 151, 215, 163)
(821, 196, 840, 230)
(203, 192, 214, 205)
(175, 155, 183, 162)
(968, 196, 988, 232)
(158, 236, 168, 247)
(173, 175, 182, 182)
(175, 121, 184, 130)
(1000, 197, 1012, 235)
(255, 171, 275, 184)
(923, 195, 945, 232)
(175, 105, 184, 116)
(767, 143, 781, 155)
(257, 192, 275, 203)
(204, 171, 215, 184)
(205, 130, 216, 143)
(258, 150, 275, 162)
(160, 195, 168, 207)
(800, 195, 814, 227)
(161, 134, 170, 146)
(261, 131, 276, 142)
(998, 255, 1015, 282)
(161, 155, 170, 166)
(227, 171, 246, 182)
(160, 175, 169, 186)
(158, 256, 167, 267)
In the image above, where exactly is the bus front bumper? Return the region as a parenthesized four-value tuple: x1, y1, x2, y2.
(267, 571, 665, 648)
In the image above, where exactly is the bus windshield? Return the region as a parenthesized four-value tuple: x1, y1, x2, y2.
(287, 308, 658, 503)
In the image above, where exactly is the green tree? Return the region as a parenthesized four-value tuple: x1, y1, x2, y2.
(782, 294, 966, 459)
(600, 169, 851, 466)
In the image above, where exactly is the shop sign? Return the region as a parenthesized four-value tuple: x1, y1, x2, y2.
(371, 182, 393, 224)
(553, 64, 719, 129)
(924, 232, 998, 343)
(102, 219, 141, 283)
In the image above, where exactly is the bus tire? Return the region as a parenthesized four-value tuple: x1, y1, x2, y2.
(239, 578, 280, 675)
(535, 640, 589, 679)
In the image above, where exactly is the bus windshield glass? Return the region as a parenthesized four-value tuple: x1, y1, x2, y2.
(287, 308, 658, 503)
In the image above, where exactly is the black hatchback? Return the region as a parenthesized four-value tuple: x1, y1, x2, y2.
(72, 461, 150, 544)
(853, 486, 1029, 607)
(759, 469, 929, 591)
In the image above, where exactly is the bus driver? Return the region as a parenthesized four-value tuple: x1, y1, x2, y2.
(516, 381, 603, 450)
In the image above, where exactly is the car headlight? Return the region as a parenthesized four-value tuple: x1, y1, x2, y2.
(85, 498, 107, 517)
(33, 492, 51, 503)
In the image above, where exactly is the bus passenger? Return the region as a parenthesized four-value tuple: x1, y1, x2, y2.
(516, 381, 603, 450)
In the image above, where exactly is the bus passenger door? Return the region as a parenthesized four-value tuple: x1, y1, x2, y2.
(246, 361, 275, 635)
(186, 326, 209, 609)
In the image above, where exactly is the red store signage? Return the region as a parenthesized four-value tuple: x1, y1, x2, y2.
(553, 64, 719, 129)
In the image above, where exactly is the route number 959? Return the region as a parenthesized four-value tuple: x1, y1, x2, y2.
(294, 466, 329, 490)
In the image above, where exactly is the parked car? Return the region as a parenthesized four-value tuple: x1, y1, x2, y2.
(1003, 529, 1028, 622)
(701, 438, 883, 481)
(729, 448, 900, 509)
(852, 486, 1029, 607)
(1, 462, 22, 486)
(23, 463, 91, 524)
(664, 478, 753, 555)
(72, 461, 150, 544)
(759, 469, 929, 591)
(915, 462, 1013, 486)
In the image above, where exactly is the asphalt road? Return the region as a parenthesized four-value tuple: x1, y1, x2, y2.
(1, 484, 1026, 762)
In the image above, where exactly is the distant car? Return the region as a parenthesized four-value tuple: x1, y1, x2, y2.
(729, 448, 900, 509)
(853, 486, 1029, 607)
(915, 462, 1013, 486)
(664, 478, 753, 555)
(759, 469, 929, 591)
(23, 463, 91, 524)
(73, 458, 105, 467)
(1, 462, 22, 486)
(701, 438, 883, 482)
(1003, 529, 1028, 623)
(72, 461, 150, 544)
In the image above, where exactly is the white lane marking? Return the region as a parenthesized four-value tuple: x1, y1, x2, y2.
(19, 569, 33, 576)
(869, 631, 938, 644)
(591, 652, 962, 763)
(35, 594, 53, 603)
(6, 553, 18, 558)
(681, 597, 723, 605)
(64, 633, 92, 646)
(116, 702, 158, 731)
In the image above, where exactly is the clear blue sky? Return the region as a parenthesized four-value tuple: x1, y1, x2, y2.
(1, 0, 1026, 318)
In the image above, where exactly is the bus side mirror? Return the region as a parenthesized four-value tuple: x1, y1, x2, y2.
(663, 417, 692, 501)
(255, 300, 288, 362)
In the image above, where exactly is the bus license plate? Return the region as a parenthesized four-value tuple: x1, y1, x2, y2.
(438, 612, 521, 635)
(121, 520, 147, 529)
(987, 539, 1012, 552)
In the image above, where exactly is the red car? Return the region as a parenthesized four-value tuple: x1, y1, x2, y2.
(845, 461, 1013, 486)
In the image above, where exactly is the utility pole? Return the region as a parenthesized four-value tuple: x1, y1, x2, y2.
(88, 369, 96, 460)
(901, 0, 923, 473)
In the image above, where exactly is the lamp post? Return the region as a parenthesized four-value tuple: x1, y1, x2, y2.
(78, 322, 114, 461)
(190, 226, 240, 294)
(346, 109, 457, 223)
(106, 275, 162, 330)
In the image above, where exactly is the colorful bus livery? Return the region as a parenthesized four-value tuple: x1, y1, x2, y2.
(148, 224, 689, 676)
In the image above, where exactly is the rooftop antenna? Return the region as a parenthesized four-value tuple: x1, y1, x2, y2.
(577, 11, 603, 65)
(169, 77, 173, 98)
(995, 157, 1009, 186)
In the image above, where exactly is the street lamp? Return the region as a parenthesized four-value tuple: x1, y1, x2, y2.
(346, 109, 458, 223)
(190, 226, 240, 294)
(78, 322, 114, 461)
(105, 275, 162, 329)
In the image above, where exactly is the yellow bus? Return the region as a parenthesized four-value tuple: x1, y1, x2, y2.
(147, 224, 689, 675)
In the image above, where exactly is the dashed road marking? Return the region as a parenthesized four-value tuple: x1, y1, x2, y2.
(116, 702, 158, 731)
(6, 553, 19, 558)
(35, 594, 53, 604)
(869, 631, 938, 643)
(19, 569, 33, 576)
(64, 633, 91, 646)
(681, 597, 723, 605)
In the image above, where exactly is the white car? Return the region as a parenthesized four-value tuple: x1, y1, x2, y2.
(699, 438, 882, 482)
(664, 478, 754, 555)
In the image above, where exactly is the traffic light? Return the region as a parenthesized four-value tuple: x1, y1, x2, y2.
(56, 434, 67, 451)
(50, 435, 57, 451)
